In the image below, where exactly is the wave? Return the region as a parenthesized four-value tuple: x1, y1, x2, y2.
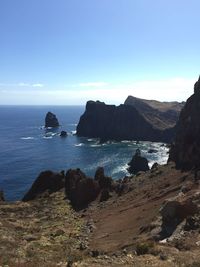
(75, 143, 84, 147)
(21, 137, 35, 140)
(111, 163, 129, 177)
(43, 136, 53, 139)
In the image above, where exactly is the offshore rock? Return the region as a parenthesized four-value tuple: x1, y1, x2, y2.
(169, 76, 200, 170)
(45, 112, 59, 128)
(22, 171, 64, 201)
(60, 130, 67, 137)
(128, 149, 149, 174)
(77, 100, 176, 143)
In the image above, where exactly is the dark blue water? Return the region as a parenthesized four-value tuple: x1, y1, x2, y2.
(0, 106, 169, 201)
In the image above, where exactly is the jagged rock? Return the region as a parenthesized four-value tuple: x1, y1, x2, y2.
(0, 190, 5, 201)
(100, 188, 111, 202)
(60, 130, 67, 137)
(77, 100, 176, 143)
(22, 171, 64, 201)
(65, 169, 100, 210)
(45, 112, 59, 128)
(94, 167, 112, 190)
(169, 76, 200, 170)
(128, 149, 149, 174)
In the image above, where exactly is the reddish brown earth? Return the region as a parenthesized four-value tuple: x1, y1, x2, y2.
(85, 163, 199, 254)
(0, 163, 200, 267)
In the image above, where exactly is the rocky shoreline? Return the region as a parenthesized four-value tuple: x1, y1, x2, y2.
(1, 78, 200, 266)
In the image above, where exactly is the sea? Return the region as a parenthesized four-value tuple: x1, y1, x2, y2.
(0, 106, 169, 201)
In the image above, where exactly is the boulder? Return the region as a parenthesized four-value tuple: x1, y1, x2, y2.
(22, 171, 64, 201)
(65, 169, 100, 210)
(128, 149, 149, 174)
(60, 131, 67, 137)
(159, 195, 199, 239)
(45, 112, 59, 128)
(169, 76, 200, 170)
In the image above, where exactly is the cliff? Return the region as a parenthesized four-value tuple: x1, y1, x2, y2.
(76, 100, 175, 143)
(169, 76, 200, 170)
(124, 96, 184, 130)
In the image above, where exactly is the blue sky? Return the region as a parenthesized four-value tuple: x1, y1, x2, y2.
(0, 0, 199, 105)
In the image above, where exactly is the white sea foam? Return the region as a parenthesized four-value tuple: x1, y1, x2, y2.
(75, 143, 84, 147)
(111, 163, 129, 176)
(21, 137, 35, 140)
(43, 136, 53, 139)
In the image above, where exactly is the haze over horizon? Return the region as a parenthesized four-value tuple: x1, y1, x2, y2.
(0, 0, 199, 105)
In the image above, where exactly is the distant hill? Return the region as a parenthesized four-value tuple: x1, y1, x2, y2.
(124, 96, 185, 130)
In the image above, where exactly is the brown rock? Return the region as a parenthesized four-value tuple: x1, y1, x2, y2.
(22, 171, 64, 201)
(65, 169, 100, 210)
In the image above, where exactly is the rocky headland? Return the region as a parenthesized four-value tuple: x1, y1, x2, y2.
(76, 100, 177, 143)
(0, 78, 200, 267)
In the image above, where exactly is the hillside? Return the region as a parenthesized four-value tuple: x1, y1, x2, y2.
(124, 96, 184, 130)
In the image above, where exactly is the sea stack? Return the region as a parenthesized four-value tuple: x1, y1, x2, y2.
(45, 112, 59, 128)
(169, 76, 200, 170)
(128, 149, 149, 174)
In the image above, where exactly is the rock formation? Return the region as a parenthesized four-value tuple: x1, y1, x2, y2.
(169, 76, 200, 170)
(22, 171, 65, 201)
(77, 100, 176, 143)
(60, 130, 67, 137)
(124, 96, 184, 130)
(128, 149, 149, 174)
(45, 112, 59, 128)
(65, 168, 100, 210)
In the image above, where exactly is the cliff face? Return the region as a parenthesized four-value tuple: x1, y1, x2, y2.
(169, 77, 200, 170)
(124, 96, 184, 130)
(76, 100, 175, 143)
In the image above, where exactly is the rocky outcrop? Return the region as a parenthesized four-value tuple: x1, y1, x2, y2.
(169, 76, 200, 170)
(77, 101, 176, 143)
(124, 96, 184, 130)
(60, 131, 67, 137)
(128, 149, 149, 174)
(22, 171, 65, 201)
(65, 169, 100, 210)
(159, 195, 199, 239)
(45, 112, 59, 128)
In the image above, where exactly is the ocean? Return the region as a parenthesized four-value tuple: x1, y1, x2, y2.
(0, 106, 169, 201)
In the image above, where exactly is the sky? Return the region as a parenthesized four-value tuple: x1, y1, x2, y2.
(0, 0, 199, 105)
